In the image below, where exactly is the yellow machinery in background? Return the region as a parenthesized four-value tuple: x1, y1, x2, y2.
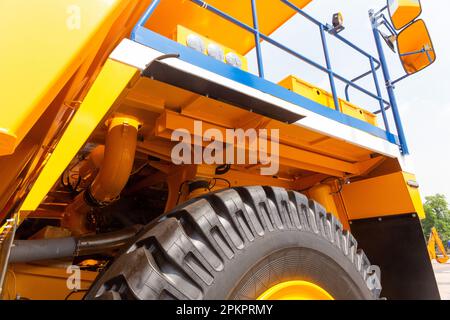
(0, 0, 441, 300)
(428, 227, 449, 264)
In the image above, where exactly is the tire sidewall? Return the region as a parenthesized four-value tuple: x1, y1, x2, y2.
(204, 229, 373, 300)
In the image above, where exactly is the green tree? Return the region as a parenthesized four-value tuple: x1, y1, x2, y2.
(422, 194, 450, 246)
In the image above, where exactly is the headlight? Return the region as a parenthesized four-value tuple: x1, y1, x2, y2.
(207, 43, 224, 61)
(186, 34, 205, 53)
(225, 52, 242, 69)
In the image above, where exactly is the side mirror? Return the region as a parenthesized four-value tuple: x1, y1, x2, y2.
(388, 0, 422, 30)
(397, 19, 436, 74)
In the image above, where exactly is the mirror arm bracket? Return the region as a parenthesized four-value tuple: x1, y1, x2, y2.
(371, 10, 397, 37)
(373, 5, 388, 19)
(392, 73, 411, 86)
(385, 80, 395, 89)
(380, 14, 397, 36)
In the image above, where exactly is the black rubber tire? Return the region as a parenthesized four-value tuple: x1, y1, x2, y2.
(85, 186, 382, 300)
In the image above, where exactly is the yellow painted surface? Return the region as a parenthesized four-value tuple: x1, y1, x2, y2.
(0, 0, 151, 155)
(403, 172, 425, 219)
(2, 264, 98, 300)
(308, 182, 351, 230)
(342, 171, 425, 220)
(126, 73, 376, 163)
(257, 280, 334, 300)
(279, 75, 378, 126)
(308, 184, 339, 218)
(174, 25, 248, 70)
(19, 59, 139, 213)
(155, 110, 360, 177)
(145, 0, 312, 54)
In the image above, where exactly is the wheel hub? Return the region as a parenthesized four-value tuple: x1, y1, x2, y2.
(257, 280, 334, 300)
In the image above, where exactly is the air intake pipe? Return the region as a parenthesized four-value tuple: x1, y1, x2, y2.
(9, 225, 142, 263)
(62, 116, 140, 235)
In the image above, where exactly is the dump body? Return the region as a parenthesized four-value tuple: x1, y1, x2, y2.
(0, 0, 152, 156)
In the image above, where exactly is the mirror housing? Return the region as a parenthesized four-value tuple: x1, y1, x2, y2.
(397, 19, 436, 74)
(388, 0, 422, 30)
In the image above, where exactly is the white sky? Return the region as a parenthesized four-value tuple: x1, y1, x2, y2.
(247, 0, 450, 200)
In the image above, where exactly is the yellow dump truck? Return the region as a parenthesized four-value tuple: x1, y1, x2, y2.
(0, 0, 440, 300)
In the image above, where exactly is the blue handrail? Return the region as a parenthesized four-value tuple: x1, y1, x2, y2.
(130, 0, 407, 152)
(280, 0, 391, 124)
(251, 0, 265, 78)
(320, 24, 340, 111)
(131, 0, 161, 40)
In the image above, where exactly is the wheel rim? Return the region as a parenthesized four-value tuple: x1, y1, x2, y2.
(257, 280, 334, 300)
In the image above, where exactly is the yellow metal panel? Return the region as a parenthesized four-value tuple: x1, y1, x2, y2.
(340, 100, 378, 127)
(128, 76, 374, 163)
(403, 172, 425, 219)
(19, 59, 139, 213)
(145, 0, 312, 54)
(155, 110, 359, 177)
(151, 111, 366, 177)
(279, 75, 333, 107)
(342, 171, 425, 220)
(0, 0, 149, 155)
(3, 264, 97, 300)
(279, 75, 378, 126)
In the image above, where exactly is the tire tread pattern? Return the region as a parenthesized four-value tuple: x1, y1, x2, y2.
(85, 186, 382, 300)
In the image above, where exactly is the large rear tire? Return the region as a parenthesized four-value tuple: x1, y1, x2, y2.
(85, 186, 381, 300)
